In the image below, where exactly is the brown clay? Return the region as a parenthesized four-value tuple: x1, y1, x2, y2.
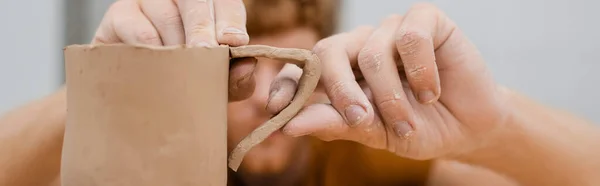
(62, 44, 230, 185)
(61, 44, 321, 184)
(228, 45, 321, 171)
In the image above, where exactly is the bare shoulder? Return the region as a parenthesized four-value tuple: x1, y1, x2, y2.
(427, 160, 519, 186)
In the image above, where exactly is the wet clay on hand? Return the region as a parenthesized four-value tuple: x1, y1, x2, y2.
(227, 45, 321, 171)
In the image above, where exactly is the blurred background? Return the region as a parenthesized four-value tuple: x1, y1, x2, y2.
(1, 0, 598, 122)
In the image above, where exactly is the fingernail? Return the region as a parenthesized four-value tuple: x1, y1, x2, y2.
(222, 27, 245, 35)
(269, 88, 279, 101)
(344, 105, 367, 127)
(393, 121, 414, 139)
(418, 90, 437, 104)
(266, 88, 279, 111)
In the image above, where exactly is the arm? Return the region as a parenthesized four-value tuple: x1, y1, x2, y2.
(455, 86, 600, 186)
(0, 87, 66, 186)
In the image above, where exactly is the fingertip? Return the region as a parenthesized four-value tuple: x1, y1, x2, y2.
(416, 89, 440, 104)
(218, 27, 250, 46)
(228, 75, 255, 102)
(213, 0, 248, 46)
(265, 77, 297, 114)
(343, 104, 369, 127)
(228, 58, 257, 102)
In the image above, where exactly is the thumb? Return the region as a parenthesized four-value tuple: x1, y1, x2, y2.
(228, 57, 257, 102)
(266, 64, 301, 114)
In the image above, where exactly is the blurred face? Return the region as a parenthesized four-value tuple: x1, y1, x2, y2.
(227, 27, 320, 174)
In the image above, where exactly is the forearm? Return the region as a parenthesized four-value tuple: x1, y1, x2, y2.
(0, 87, 66, 185)
(455, 87, 600, 185)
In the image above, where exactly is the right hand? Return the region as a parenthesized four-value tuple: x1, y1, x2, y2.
(93, 0, 255, 102)
(267, 4, 512, 160)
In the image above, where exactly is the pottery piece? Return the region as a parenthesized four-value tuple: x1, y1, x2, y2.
(61, 44, 320, 185)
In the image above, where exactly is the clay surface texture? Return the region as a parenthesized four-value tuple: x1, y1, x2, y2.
(228, 45, 321, 171)
(61, 44, 321, 185)
(63, 45, 229, 186)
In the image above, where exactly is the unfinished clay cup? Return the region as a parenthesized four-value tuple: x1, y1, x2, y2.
(61, 44, 320, 186)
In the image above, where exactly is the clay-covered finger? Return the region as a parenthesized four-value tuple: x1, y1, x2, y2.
(266, 64, 301, 114)
(282, 102, 388, 149)
(178, 0, 218, 46)
(228, 57, 257, 102)
(140, 0, 185, 46)
(94, 0, 162, 45)
(358, 14, 416, 138)
(313, 27, 374, 128)
(214, 0, 249, 46)
(395, 3, 442, 104)
(283, 103, 350, 139)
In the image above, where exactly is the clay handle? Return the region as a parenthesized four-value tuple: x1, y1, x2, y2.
(227, 45, 321, 171)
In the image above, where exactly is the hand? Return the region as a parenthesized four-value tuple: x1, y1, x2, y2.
(267, 3, 512, 159)
(92, 0, 255, 102)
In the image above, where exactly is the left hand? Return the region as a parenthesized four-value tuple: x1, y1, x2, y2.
(265, 3, 512, 160)
(93, 0, 256, 102)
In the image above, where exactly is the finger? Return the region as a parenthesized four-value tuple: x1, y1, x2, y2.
(140, 0, 185, 46)
(266, 64, 301, 114)
(282, 104, 350, 140)
(214, 0, 249, 46)
(282, 100, 388, 150)
(178, 0, 217, 46)
(104, 0, 163, 45)
(91, 2, 121, 44)
(395, 3, 443, 104)
(228, 57, 257, 102)
(358, 14, 416, 138)
(94, 0, 163, 45)
(313, 26, 375, 128)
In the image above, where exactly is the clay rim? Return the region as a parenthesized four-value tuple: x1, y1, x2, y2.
(64, 43, 230, 51)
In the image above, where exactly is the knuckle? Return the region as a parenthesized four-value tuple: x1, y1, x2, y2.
(313, 33, 348, 55)
(410, 2, 439, 12)
(312, 38, 336, 57)
(407, 64, 428, 79)
(187, 18, 214, 35)
(156, 11, 183, 28)
(357, 46, 384, 72)
(375, 92, 406, 112)
(395, 28, 431, 52)
(325, 80, 349, 100)
(135, 29, 161, 44)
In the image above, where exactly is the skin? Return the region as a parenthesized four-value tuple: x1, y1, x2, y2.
(228, 45, 321, 171)
(93, 0, 257, 100)
(227, 28, 324, 184)
(268, 2, 600, 186)
(1, 1, 600, 186)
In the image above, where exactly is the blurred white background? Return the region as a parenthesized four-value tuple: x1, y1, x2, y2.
(1, 0, 598, 122)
